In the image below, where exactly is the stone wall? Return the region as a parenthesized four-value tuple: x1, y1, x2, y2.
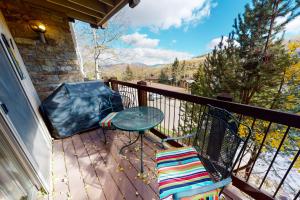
(1, 0, 83, 99)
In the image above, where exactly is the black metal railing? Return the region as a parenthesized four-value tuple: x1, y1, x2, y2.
(108, 79, 300, 200)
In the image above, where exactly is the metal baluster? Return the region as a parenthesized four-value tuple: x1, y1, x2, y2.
(168, 97, 171, 137)
(201, 113, 209, 155)
(246, 122, 272, 182)
(188, 103, 195, 145)
(235, 117, 256, 176)
(293, 190, 300, 200)
(164, 95, 167, 136)
(259, 126, 290, 189)
(273, 149, 300, 198)
(177, 100, 182, 138)
(159, 94, 162, 132)
(172, 99, 176, 137)
(194, 105, 205, 148)
(181, 101, 189, 145)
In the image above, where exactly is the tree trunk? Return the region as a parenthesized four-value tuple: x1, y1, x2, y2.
(269, 70, 286, 109)
(263, 0, 280, 55)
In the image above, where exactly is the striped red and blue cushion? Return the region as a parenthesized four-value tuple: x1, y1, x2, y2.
(156, 147, 216, 199)
(99, 112, 118, 128)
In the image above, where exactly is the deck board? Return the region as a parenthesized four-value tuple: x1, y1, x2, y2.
(52, 140, 69, 200)
(51, 129, 238, 200)
(80, 132, 123, 200)
(103, 131, 158, 200)
(62, 137, 89, 200)
(72, 134, 106, 200)
(89, 131, 142, 200)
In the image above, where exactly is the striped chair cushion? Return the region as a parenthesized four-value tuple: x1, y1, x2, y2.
(99, 112, 118, 128)
(156, 147, 216, 200)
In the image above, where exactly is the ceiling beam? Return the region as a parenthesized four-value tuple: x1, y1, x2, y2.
(24, 0, 99, 25)
(68, 0, 108, 15)
(98, 0, 115, 7)
(47, 0, 104, 19)
(97, 0, 127, 26)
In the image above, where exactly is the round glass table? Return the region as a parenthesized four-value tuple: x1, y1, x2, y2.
(112, 106, 164, 173)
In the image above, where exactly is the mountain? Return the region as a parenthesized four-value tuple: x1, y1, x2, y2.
(102, 55, 207, 81)
(103, 62, 154, 68)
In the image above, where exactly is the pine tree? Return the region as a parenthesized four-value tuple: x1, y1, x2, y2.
(123, 65, 133, 81)
(158, 69, 169, 84)
(232, 0, 299, 105)
(171, 58, 179, 85)
(192, 0, 299, 106)
(190, 0, 300, 182)
(181, 60, 186, 79)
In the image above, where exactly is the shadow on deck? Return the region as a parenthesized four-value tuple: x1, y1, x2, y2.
(51, 129, 241, 200)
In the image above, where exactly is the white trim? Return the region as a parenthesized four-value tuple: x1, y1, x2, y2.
(0, 12, 52, 193)
(0, 38, 52, 148)
(0, 11, 52, 145)
(0, 108, 48, 192)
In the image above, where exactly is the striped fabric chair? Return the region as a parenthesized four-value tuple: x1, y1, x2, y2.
(99, 90, 136, 143)
(156, 105, 251, 200)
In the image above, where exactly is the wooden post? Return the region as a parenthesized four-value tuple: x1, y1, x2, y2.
(110, 77, 118, 91)
(137, 81, 147, 106)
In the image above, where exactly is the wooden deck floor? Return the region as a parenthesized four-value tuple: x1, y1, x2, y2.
(52, 129, 161, 200)
(51, 129, 243, 200)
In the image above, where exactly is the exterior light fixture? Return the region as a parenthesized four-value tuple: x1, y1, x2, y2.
(29, 20, 47, 43)
(129, 0, 140, 8)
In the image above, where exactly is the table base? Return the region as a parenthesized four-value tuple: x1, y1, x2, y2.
(119, 131, 144, 173)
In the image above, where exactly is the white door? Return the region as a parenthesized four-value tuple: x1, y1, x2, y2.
(0, 15, 51, 191)
(0, 123, 38, 200)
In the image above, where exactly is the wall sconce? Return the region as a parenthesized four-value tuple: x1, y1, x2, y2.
(29, 20, 47, 43)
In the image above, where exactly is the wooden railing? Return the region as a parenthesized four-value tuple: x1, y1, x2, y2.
(108, 78, 300, 200)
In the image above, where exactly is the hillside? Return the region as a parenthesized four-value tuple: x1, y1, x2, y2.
(102, 55, 207, 81)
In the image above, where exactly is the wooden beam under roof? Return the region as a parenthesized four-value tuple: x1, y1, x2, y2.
(97, 0, 127, 26)
(22, 0, 131, 27)
(47, 0, 105, 19)
(98, 0, 115, 7)
(68, 0, 108, 15)
(24, 0, 99, 25)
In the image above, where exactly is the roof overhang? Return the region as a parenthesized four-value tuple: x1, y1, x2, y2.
(22, 0, 139, 27)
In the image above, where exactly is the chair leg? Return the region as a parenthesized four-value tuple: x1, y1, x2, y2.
(102, 129, 107, 144)
(128, 131, 132, 143)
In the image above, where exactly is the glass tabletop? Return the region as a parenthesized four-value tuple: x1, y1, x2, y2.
(112, 106, 164, 132)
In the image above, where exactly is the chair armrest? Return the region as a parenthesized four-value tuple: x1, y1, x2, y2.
(162, 133, 197, 143)
(159, 133, 197, 149)
(173, 177, 232, 200)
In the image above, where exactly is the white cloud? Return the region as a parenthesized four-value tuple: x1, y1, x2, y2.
(99, 47, 193, 65)
(285, 16, 300, 34)
(207, 36, 239, 50)
(276, 13, 300, 35)
(122, 0, 216, 31)
(207, 37, 224, 49)
(172, 39, 177, 44)
(121, 32, 159, 48)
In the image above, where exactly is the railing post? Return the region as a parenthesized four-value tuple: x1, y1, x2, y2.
(103, 76, 110, 88)
(137, 81, 147, 106)
(216, 92, 233, 101)
(110, 77, 119, 91)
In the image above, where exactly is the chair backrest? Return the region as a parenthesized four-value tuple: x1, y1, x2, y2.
(118, 90, 137, 109)
(193, 105, 251, 181)
(98, 92, 123, 119)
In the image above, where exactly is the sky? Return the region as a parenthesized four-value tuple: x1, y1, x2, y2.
(82, 0, 300, 65)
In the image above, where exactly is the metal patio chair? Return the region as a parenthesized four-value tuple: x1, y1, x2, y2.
(156, 105, 251, 200)
(99, 90, 136, 143)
